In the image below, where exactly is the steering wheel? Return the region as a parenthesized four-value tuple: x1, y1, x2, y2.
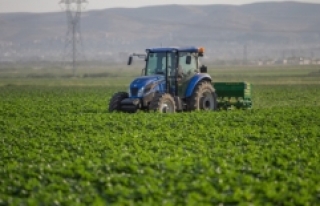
(155, 66, 172, 75)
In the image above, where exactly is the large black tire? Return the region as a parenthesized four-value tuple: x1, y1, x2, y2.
(149, 93, 176, 113)
(188, 81, 217, 111)
(108, 92, 128, 112)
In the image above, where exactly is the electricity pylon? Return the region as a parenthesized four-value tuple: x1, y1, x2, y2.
(59, 0, 88, 76)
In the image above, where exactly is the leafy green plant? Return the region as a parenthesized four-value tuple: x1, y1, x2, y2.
(0, 85, 319, 205)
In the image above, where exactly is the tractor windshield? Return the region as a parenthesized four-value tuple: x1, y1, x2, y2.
(145, 52, 176, 76)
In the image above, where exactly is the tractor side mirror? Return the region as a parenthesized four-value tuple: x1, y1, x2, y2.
(127, 56, 133, 65)
(200, 65, 207, 73)
(186, 56, 192, 65)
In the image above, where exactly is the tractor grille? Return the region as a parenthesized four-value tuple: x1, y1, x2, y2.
(131, 88, 139, 96)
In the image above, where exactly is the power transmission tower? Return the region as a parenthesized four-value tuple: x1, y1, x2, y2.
(59, 0, 88, 76)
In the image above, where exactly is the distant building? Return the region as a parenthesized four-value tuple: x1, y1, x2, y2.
(286, 57, 300, 65)
(283, 59, 288, 65)
(312, 59, 320, 65)
(299, 57, 311, 65)
(303, 59, 311, 65)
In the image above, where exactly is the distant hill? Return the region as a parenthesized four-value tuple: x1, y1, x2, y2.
(1, 1, 320, 62)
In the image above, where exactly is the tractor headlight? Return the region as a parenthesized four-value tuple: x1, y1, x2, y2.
(128, 87, 144, 97)
(137, 87, 144, 97)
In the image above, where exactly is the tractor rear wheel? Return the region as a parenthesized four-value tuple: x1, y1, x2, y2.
(149, 93, 176, 113)
(188, 81, 217, 111)
(108, 92, 128, 112)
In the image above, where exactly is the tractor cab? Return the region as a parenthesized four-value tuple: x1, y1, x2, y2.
(128, 47, 208, 97)
(143, 47, 200, 76)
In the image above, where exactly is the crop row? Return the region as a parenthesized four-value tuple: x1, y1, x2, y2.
(0, 85, 320, 205)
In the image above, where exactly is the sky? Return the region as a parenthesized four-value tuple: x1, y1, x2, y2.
(0, 0, 319, 13)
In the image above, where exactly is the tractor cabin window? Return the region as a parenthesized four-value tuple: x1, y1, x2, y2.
(146, 52, 176, 76)
(179, 52, 197, 76)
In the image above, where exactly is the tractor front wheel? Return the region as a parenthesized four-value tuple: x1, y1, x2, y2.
(149, 93, 176, 113)
(188, 81, 217, 111)
(108, 92, 128, 112)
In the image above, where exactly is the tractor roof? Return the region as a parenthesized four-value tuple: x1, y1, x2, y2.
(146, 46, 200, 53)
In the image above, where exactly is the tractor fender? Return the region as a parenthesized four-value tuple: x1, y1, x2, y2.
(185, 73, 212, 98)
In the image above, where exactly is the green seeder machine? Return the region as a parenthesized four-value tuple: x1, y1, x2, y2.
(214, 82, 252, 110)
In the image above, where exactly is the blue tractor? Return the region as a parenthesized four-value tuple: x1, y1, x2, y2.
(108, 46, 217, 113)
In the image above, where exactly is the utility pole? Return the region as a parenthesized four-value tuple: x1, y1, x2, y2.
(243, 44, 247, 65)
(59, 0, 88, 76)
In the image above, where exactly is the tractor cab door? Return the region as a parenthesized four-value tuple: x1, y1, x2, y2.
(176, 52, 198, 97)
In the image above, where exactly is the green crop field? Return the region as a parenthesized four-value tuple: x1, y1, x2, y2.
(0, 65, 320, 205)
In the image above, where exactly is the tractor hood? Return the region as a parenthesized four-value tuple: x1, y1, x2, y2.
(130, 75, 164, 88)
(129, 75, 165, 97)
